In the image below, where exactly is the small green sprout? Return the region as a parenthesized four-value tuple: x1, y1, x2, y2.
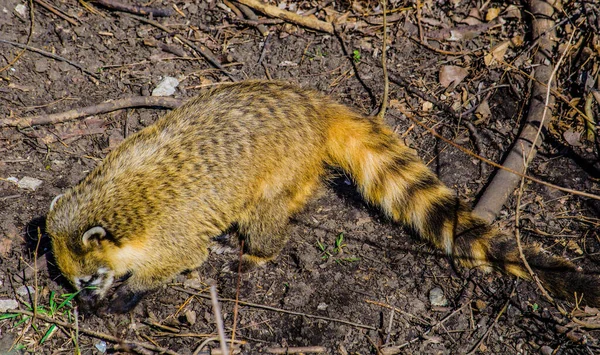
(352, 49, 361, 63)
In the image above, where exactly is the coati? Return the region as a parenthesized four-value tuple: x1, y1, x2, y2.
(46, 80, 600, 313)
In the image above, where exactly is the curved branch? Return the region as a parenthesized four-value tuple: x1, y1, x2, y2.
(473, 0, 560, 222)
(1, 96, 183, 128)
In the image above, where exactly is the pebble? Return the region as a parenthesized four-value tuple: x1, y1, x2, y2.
(429, 286, 448, 307)
(317, 302, 328, 311)
(0, 299, 18, 312)
(16, 285, 35, 297)
(15, 4, 27, 17)
(18, 176, 43, 191)
(95, 341, 107, 353)
(34, 58, 49, 73)
(152, 76, 179, 97)
(185, 310, 197, 325)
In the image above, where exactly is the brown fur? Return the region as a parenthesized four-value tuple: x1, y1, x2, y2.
(46, 80, 600, 313)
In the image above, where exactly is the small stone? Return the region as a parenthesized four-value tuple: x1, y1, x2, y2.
(540, 346, 554, 355)
(0, 299, 18, 312)
(183, 278, 203, 290)
(429, 287, 448, 307)
(474, 299, 487, 311)
(14, 4, 27, 17)
(151, 76, 179, 97)
(34, 59, 49, 73)
(16, 285, 35, 297)
(108, 131, 125, 149)
(185, 310, 197, 325)
(95, 341, 107, 353)
(317, 302, 328, 311)
(18, 176, 43, 191)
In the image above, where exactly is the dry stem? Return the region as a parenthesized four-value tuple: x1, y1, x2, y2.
(473, 0, 565, 222)
(235, 0, 334, 34)
(1, 96, 183, 128)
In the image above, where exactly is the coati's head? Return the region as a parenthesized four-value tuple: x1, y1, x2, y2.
(46, 193, 116, 310)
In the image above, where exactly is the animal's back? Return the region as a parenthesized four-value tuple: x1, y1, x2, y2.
(71, 82, 336, 237)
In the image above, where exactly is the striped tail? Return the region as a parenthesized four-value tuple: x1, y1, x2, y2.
(324, 107, 600, 306)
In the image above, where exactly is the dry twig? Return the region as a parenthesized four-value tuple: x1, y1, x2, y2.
(173, 287, 376, 330)
(265, 346, 327, 354)
(235, 0, 334, 34)
(0, 0, 34, 74)
(34, 0, 78, 25)
(474, 0, 564, 222)
(0, 96, 183, 128)
(466, 284, 516, 355)
(121, 13, 236, 81)
(6, 309, 179, 355)
(209, 286, 229, 355)
(0, 39, 99, 79)
(376, 0, 389, 120)
(94, 0, 173, 17)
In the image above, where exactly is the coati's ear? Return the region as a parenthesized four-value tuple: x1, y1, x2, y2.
(82, 226, 107, 248)
(49, 194, 63, 211)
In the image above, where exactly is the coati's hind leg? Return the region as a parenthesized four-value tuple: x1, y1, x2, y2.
(235, 201, 291, 272)
(235, 176, 322, 272)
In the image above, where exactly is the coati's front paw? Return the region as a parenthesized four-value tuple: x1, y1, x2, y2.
(103, 286, 147, 314)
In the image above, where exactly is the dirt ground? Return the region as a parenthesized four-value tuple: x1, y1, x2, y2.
(1, 0, 600, 354)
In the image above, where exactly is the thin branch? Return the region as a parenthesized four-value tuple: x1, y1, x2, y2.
(376, 0, 389, 120)
(1, 96, 183, 128)
(0, 0, 34, 74)
(235, 0, 334, 34)
(466, 285, 515, 355)
(265, 346, 327, 354)
(209, 286, 229, 355)
(94, 0, 173, 17)
(6, 309, 179, 355)
(34, 0, 78, 25)
(173, 287, 377, 330)
(473, 0, 564, 222)
(121, 13, 236, 81)
(0, 39, 99, 79)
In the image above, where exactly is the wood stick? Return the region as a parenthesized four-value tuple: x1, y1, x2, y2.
(94, 0, 173, 17)
(33, 0, 79, 25)
(6, 309, 179, 355)
(0, 96, 183, 128)
(173, 287, 377, 330)
(122, 13, 236, 81)
(473, 0, 560, 222)
(0, 39, 99, 79)
(235, 0, 334, 34)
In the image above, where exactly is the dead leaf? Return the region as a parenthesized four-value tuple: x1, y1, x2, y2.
(389, 99, 402, 109)
(485, 8, 501, 21)
(563, 129, 583, 147)
(439, 66, 468, 88)
(484, 41, 510, 66)
(567, 240, 584, 255)
(511, 35, 524, 47)
(474, 99, 491, 123)
(504, 4, 521, 19)
(0, 222, 18, 258)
